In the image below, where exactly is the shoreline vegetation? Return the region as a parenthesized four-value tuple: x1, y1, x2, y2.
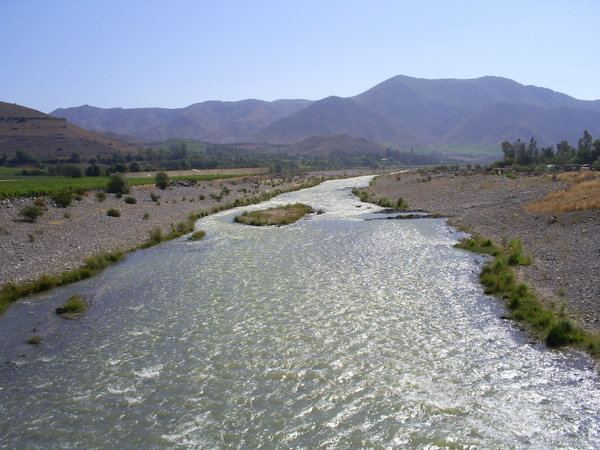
(234, 203, 314, 226)
(456, 236, 600, 359)
(0, 175, 328, 315)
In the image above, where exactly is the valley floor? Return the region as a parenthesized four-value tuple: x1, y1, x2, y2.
(366, 171, 600, 332)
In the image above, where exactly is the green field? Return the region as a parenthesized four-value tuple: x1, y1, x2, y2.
(0, 173, 247, 199)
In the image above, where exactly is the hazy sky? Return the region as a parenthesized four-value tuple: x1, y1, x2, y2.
(2, 0, 599, 112)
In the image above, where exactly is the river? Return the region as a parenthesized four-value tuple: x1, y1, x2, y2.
(0, 176, 599, 448)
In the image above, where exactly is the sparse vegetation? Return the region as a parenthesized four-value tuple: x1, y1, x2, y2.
(106, 208, 121, 217)
(124, 196, 137, 204)
(18, 204, 44, 223)
(235, 203, 314, 226)
(142, 212, 150, 220)
(150, 192, 160, 202)
(95, 191, 106, 202)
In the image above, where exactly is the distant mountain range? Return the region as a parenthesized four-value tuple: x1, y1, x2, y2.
(51, 76, 600, 152)
(0, 101, 139, 159)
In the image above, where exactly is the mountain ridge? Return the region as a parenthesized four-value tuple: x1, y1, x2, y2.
(51, 75, 600, 149)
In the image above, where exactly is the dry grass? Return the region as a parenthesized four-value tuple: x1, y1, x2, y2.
(527, 172, 600, 213)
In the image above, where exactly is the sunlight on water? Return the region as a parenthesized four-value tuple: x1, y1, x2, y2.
(0, 176, 599, 448)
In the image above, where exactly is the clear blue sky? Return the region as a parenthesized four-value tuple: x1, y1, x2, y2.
(1, 0, 599, 112)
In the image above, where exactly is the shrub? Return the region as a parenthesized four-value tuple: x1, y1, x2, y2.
(124, 196, 137, 204)
(56, 295, 86, 315)
(106, 208, 121, 217)
(50, 189, 73, 208)
(142, 212, 149, 220)
(142, 227, 163, 248)
(150, 192, 160, 202)
(155, 171, 170, 189)
(95, 191, 106, 202)
(19, 204, 44, 223)
(107, 174, 129, 194)
(396, 197, 409, 209)
(189, 230, 206, 241)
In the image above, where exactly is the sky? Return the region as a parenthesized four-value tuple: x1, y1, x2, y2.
(1, 0, 599, 112)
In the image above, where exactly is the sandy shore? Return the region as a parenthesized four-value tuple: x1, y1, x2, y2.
(0, 172, 359, 285)
(365, 171, 600, 332)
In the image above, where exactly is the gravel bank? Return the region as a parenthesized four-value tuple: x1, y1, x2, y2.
(0, 173, 334, 285)
(366, 172, 600, 332)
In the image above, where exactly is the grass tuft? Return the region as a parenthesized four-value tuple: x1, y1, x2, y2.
(56, 295, 87, 316)
(189, 230, 206, 241)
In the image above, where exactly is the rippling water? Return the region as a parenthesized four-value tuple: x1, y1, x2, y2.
(1, 176, 599, 448)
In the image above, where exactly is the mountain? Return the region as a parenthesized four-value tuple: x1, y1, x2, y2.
(287, 134, 385, 156)
(0, 101, 139, 159)
(51, 76, 600, 150)
(52, 99, 312, 143)
(256, 76, 600, 146)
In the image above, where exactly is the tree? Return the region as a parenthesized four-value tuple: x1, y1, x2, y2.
(106, 173, 130, 194)
(578, 130, 593, 151)
(501, 141, 516, 161)
(155, 171, 170, 189)
(60, 164, 83, 178)
(85, 163, 101, 177)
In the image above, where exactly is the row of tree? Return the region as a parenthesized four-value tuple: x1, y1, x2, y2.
(500, 130, 600, 167)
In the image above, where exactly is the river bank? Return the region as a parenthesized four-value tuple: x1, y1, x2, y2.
(363, 171, 600, 333)
(0, 171, 364, 287)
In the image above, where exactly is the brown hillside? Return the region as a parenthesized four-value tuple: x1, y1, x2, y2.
(0, 101, 140, 160)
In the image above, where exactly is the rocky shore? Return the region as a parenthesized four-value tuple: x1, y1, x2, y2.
(365, 171, 600, 332)
(0, 172, 348, 286)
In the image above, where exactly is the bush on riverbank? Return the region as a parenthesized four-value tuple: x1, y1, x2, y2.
(234, 203, 314, 226)
(456, 235, 600, 357)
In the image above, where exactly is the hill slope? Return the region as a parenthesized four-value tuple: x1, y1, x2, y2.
(0, 101, 139, 159)
(51, 76, 600, 149)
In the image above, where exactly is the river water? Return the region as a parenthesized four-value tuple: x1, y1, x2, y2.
(0, 176, 599, 448)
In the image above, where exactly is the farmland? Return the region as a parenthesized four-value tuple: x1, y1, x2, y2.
(0, 171, 255, 199)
